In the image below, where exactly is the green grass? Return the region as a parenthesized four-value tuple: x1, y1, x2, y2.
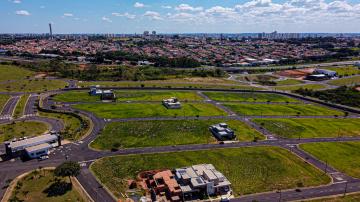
(10, 169, 85, 202)
(0, 94, 10, 111)
(300, 142, 360, 178)
(253, 118, 360, 139)
(328, 76, 360, 86)
(90, 119, 264, 150)
(38, 111, 83, 141)
(0, 64, 34, 82)
(203, 92, 298, 102)
(274, 84, 327, 91)
(324, 66, 360, 77)
(309, 193, 360, 202)
(53, 90, 203, 102)
(79, 81, 263, 90)
(91, 146, 330, 198)
(0, 121, 49, 143)
(0, 79, 67, 92)
(13, 94, 29, 118)
(74, 103, 227, 118)
(223, 103, 344, 116)
(275, 79, 304, 86)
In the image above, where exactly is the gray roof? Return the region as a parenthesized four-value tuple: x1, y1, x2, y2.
(25, 143, 52, 153)
(9, 134, 58, 151)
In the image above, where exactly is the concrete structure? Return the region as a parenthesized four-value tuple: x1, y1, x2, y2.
(306, 74, 328, 81)
(4, 132, 60, 159)
(313, 69, 337, 78)
(100, 90, 116, 101)
(163, 97, 181, 109)
(89, 85, 102, 96)
(209, 123, 236, 141)
(175, 164, 232, 200)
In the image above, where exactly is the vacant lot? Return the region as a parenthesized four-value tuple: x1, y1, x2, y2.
(275, 79, 304, 86)
(223, 103, 344, 116)
(0, 64, 34, 82)
(203, 92, 298, 102)
(253, 118, 360, 139)
(54, 90, 203, 102)
(0, 79, 67, 92)
(74, 103, 227, 118)
(9, 169, 85, 202)
(90, 119, 264, 150)
(79, 81, 263, 90)
(300, 142, 360, 178)
(0, 94, 10, 110)
(325, 66, 360, 77)
(328, 75, 360, 86)
(0, 121, 48, 143)
(274, 84, 327, 91)
(91, 147, 330, 198)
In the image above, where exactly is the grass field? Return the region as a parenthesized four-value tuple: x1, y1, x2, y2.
(236, 74, 278, 82)
(10, 169, 85, 202)
(328, 76, 360, 86)
(0, 64, 34, 82)
(309, 193, 360, 202)
(203, 92, 298, 102)
(54, 90, 203, 102)
(74, 102, 227, 118)
(253, 118, 360, 139)
(0, 121, 49, 143)
(38, 111, 83, 141)
(324, 66, 360, 77)
(274, 84, 327, 91)
(300, 142, 360, 178)
(0, 79, 67, 92)
(0, 94, 10, 111)
(91, 146, 330, 198)
(275, 79, 304, 86)
(13, 94, 29, 118)
(223, 103, 344, 116)
(79, 81, 263, 90)
(90, 119, 264, 150)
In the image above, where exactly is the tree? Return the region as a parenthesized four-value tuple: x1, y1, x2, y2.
(54, 161, 80, 183)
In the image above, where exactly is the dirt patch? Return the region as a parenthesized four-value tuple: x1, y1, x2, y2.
(276, 68, 315, 78)
(34, 73, 47, 78)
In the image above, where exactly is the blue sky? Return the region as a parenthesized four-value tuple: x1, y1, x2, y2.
(1, 0, 360, 33)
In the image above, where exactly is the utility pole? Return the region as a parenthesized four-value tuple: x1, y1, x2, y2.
(324, 160, 328, 174)
(343, 181, 348, 196)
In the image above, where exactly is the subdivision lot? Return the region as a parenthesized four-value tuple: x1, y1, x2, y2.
(54, 90, 203, 102)
(73, 102, 227, 118)
(0, 79, 67, 92)
(0, 121, 49, 143)
(9, 169, 85, 202)
(274, 84, 328, 91)
(203, 92, 298, 102)
(0, 94, 10, 111)
(275, 79, 304, 86)
(90, 119, 264, 150)
(300, 142, 360, 178)
(0, 64, 34, 82)
(223, 103, 344, 116)
(325, 66, 360, 77)
(79, 81, 263, 90)
(91, 146, 330, 198)
(328, 76, 360, 86)
(253, 118, 360, 139)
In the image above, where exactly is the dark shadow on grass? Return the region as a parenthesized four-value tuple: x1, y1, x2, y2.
(43, 180, 72, 197)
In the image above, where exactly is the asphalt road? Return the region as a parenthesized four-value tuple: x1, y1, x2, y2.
(0, 96, 20, 119)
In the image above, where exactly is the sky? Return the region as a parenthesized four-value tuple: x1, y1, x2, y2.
(1, 0, 360, 34)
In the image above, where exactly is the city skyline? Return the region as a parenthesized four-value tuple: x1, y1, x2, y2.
(1, 0, 360, 34)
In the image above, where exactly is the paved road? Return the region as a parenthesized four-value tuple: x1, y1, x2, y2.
(23, 94, 38, 116)
(0, 96, 20, 120)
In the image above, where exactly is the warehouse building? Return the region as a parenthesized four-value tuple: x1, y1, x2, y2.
(4, 132, 61, 159)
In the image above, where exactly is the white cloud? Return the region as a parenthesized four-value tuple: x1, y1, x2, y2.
(63, 13, 74, 17)
(102, 16, 112, 23)
(112, 12, 136, 19)
(15, 10, 30, 16)
(134, 2, 145, 8)
(162, 5, 172, 9)
(144, 11, 162, 20)
(175, 4, 203, 12)
(13, 0, 21, 4)
(40, 5, 45, 9)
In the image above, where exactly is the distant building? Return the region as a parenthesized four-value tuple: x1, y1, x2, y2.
(306, 74, 328, 81)
(137, 60, 154, 66)
(313, 69, 337, 78)
(163, 97, 181, 109)
(89, 85, 102, 96)
(355, 62, 360, 68)
(100, 90, 116, 101)
(143, 31, 150, 36)
(4, 131, 61, 159)
(209, 123, 236, 141)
